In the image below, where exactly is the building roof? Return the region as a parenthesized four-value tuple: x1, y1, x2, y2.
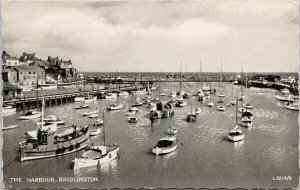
(13, 65, 44, 72)
(3, 82, 22, 91)
(30, 60, 50, 67)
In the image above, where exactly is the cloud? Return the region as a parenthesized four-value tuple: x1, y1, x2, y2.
(2, 0, 299, 72)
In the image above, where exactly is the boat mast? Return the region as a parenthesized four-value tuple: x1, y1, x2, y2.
(200, 61, 202, 89)
(41, 97, 44, 130)
(236, 94, 238, 125)
(245, 72, 248, 103)
(103, 111, 106, 146)
(36, 78, 39, 109)
(180, 61, 182, 92)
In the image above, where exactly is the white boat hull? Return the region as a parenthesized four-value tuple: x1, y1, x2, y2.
(73, 147, 119, 170)
(75, 97, 85, 102)
(227, 134, 245, 142)
(152, 145, 177, 155)
(85, 97, 97, 103)
(19, 113, 41, 120)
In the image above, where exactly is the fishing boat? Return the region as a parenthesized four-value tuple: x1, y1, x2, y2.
(19, 110, 41, 120)
(2, 124, 19, 131)
(2, 105, 17, 115)
(128, 116, 138, 123)
(241, 116, 253, 128)
(73, 112, 119, 170)
(37, 115, 65, 125)
(285, 101, 299, 111)
(106, 104, 123, 110)
(20, 104, 91, 162)
(227, 98, 245, 142)
(152, 136, 178, 155)
(75, 104, 89, 109)
(217, 105, 225, 111)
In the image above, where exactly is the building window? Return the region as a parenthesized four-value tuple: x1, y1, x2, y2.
(29, 72, 31, 74)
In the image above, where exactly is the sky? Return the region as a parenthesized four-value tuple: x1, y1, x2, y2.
(2, 0, 299, 72)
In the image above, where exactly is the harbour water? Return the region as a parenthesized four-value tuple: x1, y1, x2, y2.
(2, 82, 299, 188)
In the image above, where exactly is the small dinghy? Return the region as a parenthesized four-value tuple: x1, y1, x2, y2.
(90, 128, 101, 136)
(176, 96, 184, 101)
(75, 104, 89, 109)
(195, 108, 202, 114)
(167, 127, 178, 135)
(94, 119, 104, 126)
(2, 124, 19, 131)
(125, 109, 137, 116)
(217, 105, 225, 111)
(175, 101, 187, 107)
(152, 136, 178, 155)
(243, 103, 253, 109)
(128, 116, 138, 123)
(218, 99, 225, 103)
(132, 101, 143, 107)
(130, 107, 139, 111)
(19, 110, 41, 120)
(207, 102, 214, 107)
(88, 114, 99, 118)
(82, 110, 98, 116)
(118, 91, 129, 97)
(106, 104, 123, 110)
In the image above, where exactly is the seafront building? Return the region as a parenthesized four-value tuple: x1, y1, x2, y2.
(1, 51, 79, 100)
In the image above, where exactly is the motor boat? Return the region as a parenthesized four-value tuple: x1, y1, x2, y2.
(130, 107, 139, 111)
(218, 99, 225, 103)
(19, 110, 41, 120)
(218, 93, 225, 97)
(37, 115, 65, 125)
(73, 144, 119, 170)
(175, 100, 187, 107)
(243, 103, 253, 109)
(106, 104, 123, 110)
(128, 116, 138, 123)
(195, 108, 202, 114)
(118, 91, 129, 97)
(90, 128, 101, 136)
(152, 136, 178, 155)
(207, 102, 214, 107)
(241, 117, 253, 128)
(275, 94, 298, 102)
(84, 95, 97, 103)
(285, 101, 299, 111)
(176, 96, 184, 101)
(75, 104, 89, 109)
(2, 105, 17, 116)
(186, 113, 197, 122)
(227, 125, 245, 142)
(217, 105, 225, 111)
(74, 96, 85, 102)
(132, 101, 143, 107)
(82, 109, 98, 116)
(105, 93, 118, 100)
